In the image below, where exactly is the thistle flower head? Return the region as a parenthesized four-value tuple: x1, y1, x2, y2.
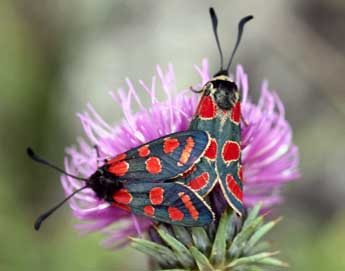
(61, 59, 299, 247)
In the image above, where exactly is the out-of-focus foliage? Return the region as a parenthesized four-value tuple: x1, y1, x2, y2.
(1, 0, 344, 270)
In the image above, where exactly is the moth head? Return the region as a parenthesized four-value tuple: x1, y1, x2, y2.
(204, 76, 239, 110)
(88, 168, 121, 201)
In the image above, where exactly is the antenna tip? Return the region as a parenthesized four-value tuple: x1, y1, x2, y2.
(209, 7, 216, 19)
(27, 147, 34, 158)
(241, 15, 254, 24)
(34, 219, 42, 231)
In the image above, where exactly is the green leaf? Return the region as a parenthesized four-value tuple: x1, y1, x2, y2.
(258, 257, 288, 267)
(210, 209, 229, 266)
(191, 227, 211, 254)
(244, 217, 282, 254)
(130, 237, 178, 267)
(226, 213, 240, 241)
(229, 216, 263, 258)
(172, 225, 193, 247)
(243, 203, 262, 230)
(156, 226, 195, 269)
(249, 241, 271, 254)
(226, 251, 288, 268)
(244, 267, 266, 271)
(189, 246, 215, 271)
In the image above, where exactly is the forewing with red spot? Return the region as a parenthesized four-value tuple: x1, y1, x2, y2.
(122, 182, 214, 226)
(106, 130, 210, 182)
(216, 104, 243, 216)
(189, 78, 244, 216)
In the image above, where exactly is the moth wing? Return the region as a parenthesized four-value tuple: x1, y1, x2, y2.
(118, 182, 214, 226)
(107, 130, 210, 182)
(217, 163, 243, 216)
(216, 119, 243, 216)
(175, 158, 218, 197)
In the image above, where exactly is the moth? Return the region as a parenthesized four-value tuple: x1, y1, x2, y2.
(177, 8, 253, 216)
(28, 130, 214, 230)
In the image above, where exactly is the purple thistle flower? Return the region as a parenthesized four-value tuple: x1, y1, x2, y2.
(61, 59, 299, 247)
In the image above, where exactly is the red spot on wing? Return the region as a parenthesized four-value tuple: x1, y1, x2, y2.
(178, 137, 195, 166)
(178, 192, 199, 220)
(226, 175, 243, 202)
(107, 153, 127, 164)
(163, 138, 180, 154)
(108, 161, 129, 176)
(231, 102, 241, 124)
(145, 156, 162, 174)
(138, 145, 150, 157)
(222, 141, 240, 164)
(196, 96, 217, 119)
(149, 187, 164, 205)
(168, 207, 184, 221)
(204, 138, 217, 160)
(144, 205, 155, 216)
(238, 165, 243, 182)
(113, 202, 131, 212)
(188, 172, 209, 191)
(113, 189, 133, 205)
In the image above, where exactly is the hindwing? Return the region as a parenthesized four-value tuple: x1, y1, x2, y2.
(215, 104, 243, 215)
(113, 182, 215, 226)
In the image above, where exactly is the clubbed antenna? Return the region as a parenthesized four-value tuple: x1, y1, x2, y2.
(226, 15, 254, 74)
(27, 147, 89, 230)
(209, 7, 224, 72)
(209, 7, 253, 76)
(34, 185, 88, 230)
(27, 147, 86, 181)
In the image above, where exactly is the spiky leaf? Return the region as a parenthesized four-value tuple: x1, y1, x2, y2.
(156, 226, 195, 269)
(210, 209, 229, 266)
(130, 237, 178, 267)
(191, 227, 211, 254)
(189, 246, 215, 271)
(132, 204, 286, 271)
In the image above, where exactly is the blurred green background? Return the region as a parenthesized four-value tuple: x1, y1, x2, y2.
(1, 0, 345, 270)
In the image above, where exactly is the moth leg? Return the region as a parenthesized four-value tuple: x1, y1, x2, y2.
(93, 145, 108, 166)
(93, 145, 101, 166)
(190, 86, 203, 94)
(93, 145, 100, 158)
